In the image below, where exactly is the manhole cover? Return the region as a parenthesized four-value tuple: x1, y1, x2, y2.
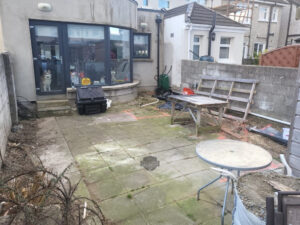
(140, 156, 160, 171)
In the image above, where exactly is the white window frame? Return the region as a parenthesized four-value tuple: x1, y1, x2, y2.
(219, 37, 231, 60)
(253, 43, 264, 56)
(271, 7, 278, 22)
(259, 6, 270, 22)
(143, 0, 148, 6)
(192, 35, 201, 60)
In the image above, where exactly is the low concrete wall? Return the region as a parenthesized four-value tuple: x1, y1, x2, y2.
(181, 60, 299, 122)
(0, 53, 12, 164)
(67, 80, 140, 104)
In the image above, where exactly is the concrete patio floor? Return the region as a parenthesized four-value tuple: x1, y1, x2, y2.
(36, 101, 270, 225)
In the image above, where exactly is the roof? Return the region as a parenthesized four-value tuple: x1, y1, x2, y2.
(165, 3, 246, 28)
(257, 0, 288, 4)
(288, 0, 300, 5)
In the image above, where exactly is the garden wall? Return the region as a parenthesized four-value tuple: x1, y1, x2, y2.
(288, 65, 300, 177)
(0, 53, 12, 165)
(181, 60, 299, 123)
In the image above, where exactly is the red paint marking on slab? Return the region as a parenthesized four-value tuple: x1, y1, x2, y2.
(218, 132, 227, 140)
(123, 110, 138, 120)
(123, 109, 170, 120)
(219, 177, 227, 183)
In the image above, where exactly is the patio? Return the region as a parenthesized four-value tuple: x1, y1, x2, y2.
(36, 97, 282, 225)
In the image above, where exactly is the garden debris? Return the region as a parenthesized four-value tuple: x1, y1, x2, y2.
(248, 125, 289, 146)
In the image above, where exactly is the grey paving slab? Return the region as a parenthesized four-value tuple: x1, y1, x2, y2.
(37, 104, 246, 225)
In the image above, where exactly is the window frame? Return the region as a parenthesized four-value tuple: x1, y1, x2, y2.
(30, 19, 134, 90)
(271, 7, 278, 22)
(253, 43, 264, 56)
(133, 33, 151, 59)
(143, 0, 148, 6)
(259, 6, 270, 22)
(192, 35, 201, 60)
(219, 37, 231, 60)
(159, 0, 170, 9)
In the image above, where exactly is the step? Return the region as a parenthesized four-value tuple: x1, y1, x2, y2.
(37, 99, 70, 109)
(37, 106, 72, 118)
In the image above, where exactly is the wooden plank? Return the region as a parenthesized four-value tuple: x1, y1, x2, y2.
(200, 76, 259, 84)
(228, 106, 246, 113)
(210, 80, 217, 97)
(224, 81, 235, 114)
(199, 85, 255, 94)
(195, 91, 249, 103)
(196, 79, 203, 92)
(243, 83, 256, 121)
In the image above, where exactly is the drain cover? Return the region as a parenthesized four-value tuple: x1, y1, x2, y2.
(140, 156, 160, 171)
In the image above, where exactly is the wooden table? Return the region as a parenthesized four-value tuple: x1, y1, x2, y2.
(196, 139, 272, 225)
(168, 95, 228, 136)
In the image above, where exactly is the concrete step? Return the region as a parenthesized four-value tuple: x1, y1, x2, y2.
(37, 99, 70, 109)
(38, 106, 72, 118)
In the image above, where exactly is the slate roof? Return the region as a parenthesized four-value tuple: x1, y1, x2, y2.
(165, 3, 246, 28)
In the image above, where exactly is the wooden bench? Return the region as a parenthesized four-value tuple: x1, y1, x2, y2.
(195, 76, 258, 122)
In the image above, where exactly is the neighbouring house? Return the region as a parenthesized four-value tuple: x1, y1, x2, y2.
(136, 0, 222, 9)
(0, 0, 164, 104)
(214, 0, 288, 59)
(164, 3, 248, 87)
(278, 0, 300, 46)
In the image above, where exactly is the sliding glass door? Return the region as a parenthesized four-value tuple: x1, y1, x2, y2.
(30, 20, 133, 95)
(30, 21, 65, 94)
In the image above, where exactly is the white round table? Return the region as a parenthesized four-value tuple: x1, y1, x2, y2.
(195, 139, 272, 225)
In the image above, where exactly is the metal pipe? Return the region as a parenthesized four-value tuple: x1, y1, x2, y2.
(155, 15, 162, 88)
(249, 112, 291, 126)
(208, 12, 216, 56)
(285, 2, 293, 45)
(266, 5, 274, 49)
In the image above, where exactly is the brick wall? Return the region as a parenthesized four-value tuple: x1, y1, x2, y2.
(0, 53, 12, 165)
(288, 65, 300, 177)
(181, 60, 299, 122)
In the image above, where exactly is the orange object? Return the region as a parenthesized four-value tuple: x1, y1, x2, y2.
(182, 88, 195, 95)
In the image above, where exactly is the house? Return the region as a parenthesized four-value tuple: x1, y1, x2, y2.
(0, 0, 164, 104)
(136, 0, 222, 9)
(278, 0, 300, 46)
(214, 0, 289, 58)
(164, 3, 248, 87)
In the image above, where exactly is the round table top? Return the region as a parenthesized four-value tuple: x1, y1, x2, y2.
(196, 139, 272, 171)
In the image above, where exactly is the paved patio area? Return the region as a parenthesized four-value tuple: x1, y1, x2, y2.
(36, 101, 274, 225)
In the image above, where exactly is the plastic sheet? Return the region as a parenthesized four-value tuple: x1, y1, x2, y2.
(233, 188, 265, 225)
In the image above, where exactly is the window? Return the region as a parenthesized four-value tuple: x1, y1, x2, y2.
(259, 6, 269, 21)
(192, 35, 201, 60)
(253, 43, 264, 56)
(133, 33, 151, 58)
(159, 0, 169, 9)
(271, 7, 278, 22)
(219, 37, 231, 59)
(110, 27, 131, 84)
(143, 0, 148, 6)
(243, 43, 248, 59)
(68, 25, 106, 86)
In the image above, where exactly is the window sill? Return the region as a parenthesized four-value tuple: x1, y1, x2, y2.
(133, 58, 153, 62)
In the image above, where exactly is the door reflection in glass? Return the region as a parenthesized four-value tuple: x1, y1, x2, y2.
(35, 25, 63, 93)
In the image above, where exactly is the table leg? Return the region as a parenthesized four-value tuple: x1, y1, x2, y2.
(171, 101, 175, 125)
(196, 107, 201, 136)
(221, 176, 230, 225)
(218, 106, 224, 126)
(197, 175, 222, 200)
